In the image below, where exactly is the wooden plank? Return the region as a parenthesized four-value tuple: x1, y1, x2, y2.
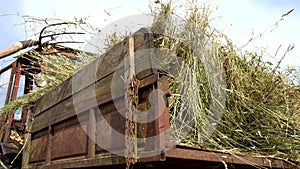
(22, 109, 33, 168)
(29, 155, 126, 169)
(51, 125, 87, 160)
(33, 28, 154, 116)
(46, 126, 52, 164)
(31, 71, 158, 133)
(134, 28, 155, 80)
(29, 136, 48, 163)
(156, 77, 170, 160)
(52, 115, 84, 133)
(95, 110, 125, 152)
(31, 72, 118, 132)
(32, 42, 124, 116)
(87, 109, 96, 158)
(31, 55, 154, 133)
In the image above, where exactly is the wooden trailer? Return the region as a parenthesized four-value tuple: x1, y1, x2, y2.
(17, 28, 299, 169)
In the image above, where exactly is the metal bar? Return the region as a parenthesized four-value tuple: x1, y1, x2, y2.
(5, 61, 16, 104)
(7, 61, 22, 129)
(2, 61, 18, 142)
(5, 60, 23, 136)
(166, 146, 298, 169)
(11, 60, 22, 101)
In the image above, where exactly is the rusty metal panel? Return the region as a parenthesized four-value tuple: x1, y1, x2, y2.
(51, 125, 88, 160)
(165, 146, 298, 169)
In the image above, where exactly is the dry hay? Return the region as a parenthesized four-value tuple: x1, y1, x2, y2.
(151, 0, 300, 163)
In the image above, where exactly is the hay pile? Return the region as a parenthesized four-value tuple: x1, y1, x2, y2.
(151, 0, 300, 163)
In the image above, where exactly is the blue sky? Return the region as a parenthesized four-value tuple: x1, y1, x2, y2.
(209, 0, 300, 68)
(0, 1, 25, 65)
(0, 0, 300, 107)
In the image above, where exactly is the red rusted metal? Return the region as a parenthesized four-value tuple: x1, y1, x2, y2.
(10, 60, 22, 102)
(5, 61, 16, 104)
(9, 60, 22, 124)
(2, 60, 23, 143)
(165, 145, 299, 169)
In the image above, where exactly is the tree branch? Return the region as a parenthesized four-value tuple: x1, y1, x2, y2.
(0, 40, 39, 59)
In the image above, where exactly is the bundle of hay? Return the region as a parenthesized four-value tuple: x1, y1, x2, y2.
(151, 0, 300, 163)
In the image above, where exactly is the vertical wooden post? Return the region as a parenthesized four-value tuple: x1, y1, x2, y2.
(46, 126, 53, 164)
(124, 36, 138, 166)
(87, 108, 96, 158)
(156, 76, 170, 161)
(22, 108, 33, 169)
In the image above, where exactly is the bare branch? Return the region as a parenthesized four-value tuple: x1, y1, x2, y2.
(0, 40, 39, 59)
